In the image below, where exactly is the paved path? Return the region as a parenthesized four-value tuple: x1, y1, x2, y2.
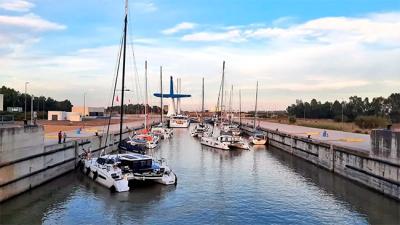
(45, 119, 159, 145)
(239, 119, 371, 152)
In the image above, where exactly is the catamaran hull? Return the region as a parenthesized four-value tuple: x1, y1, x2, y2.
(83, 160, 129, 192)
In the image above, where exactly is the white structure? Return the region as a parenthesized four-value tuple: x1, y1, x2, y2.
(72, 106, 105, 117)
(0, 94, 3, 111)
(48, 111, 82, 121)
(7, 107, 23, 112)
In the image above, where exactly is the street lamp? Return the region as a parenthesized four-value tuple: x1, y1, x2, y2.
(24, 82, 29, 121)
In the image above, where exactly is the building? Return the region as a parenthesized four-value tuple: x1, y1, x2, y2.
(72, 106, 105, 117)
(7, 107, 23, 112)
(0, 94, 3, 111)
(48, 111, 82, 121)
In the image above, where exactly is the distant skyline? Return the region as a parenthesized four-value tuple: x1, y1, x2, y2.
(1, 0, 399, 111)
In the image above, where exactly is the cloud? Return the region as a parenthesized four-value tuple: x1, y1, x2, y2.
(162, 22, 196, 35)
(180, 12, 400, 46)
(132, 1, 157, 13)
(0, 0, 34, 12)
(182, 29, 246, 42)
(0, 13, 66, 31)
(269, 78, 370, 91)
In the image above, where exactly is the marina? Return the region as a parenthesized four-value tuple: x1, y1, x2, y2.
(1, 0, 400, 224)
(1, 126, 399, 225)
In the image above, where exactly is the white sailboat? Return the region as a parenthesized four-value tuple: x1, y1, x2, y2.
(191, 77, 211, 137)
(249, 81, 267, 145)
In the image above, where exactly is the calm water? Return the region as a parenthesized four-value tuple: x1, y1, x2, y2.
(1, 126, 399, 225)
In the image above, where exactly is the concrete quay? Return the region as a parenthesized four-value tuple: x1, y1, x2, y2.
(0, 119, 159, 202)
(239, 120, 400, 201)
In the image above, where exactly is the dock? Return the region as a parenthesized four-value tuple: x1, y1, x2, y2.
(239, 118, 400, 201)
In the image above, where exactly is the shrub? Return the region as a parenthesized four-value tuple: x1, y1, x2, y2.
(354, 116, 389, 129)
(288, 116, 296, 124)
(334, 115, 349, 122)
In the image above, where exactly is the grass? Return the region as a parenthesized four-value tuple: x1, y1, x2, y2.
(260, 118, 370, 134)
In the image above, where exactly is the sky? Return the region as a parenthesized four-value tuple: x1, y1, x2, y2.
(1, 0, 400, 111)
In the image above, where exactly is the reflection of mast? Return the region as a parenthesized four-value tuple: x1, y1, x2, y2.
(119, 0, 128, 144)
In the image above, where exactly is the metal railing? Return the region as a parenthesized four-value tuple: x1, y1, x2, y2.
(0, 115, 15, 124)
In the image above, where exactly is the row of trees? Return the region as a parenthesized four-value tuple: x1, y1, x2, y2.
(287, 94, 400, 123)
(107, 104, 162, 115)
(0, 86, 73, 112)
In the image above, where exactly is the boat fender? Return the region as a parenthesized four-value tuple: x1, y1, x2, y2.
(85, 167, 91, 175)
(110, 185, 116, 193)
(174, 175, 178, 186)
(93, 171, 98, 180)
(77, 160, 84, 171)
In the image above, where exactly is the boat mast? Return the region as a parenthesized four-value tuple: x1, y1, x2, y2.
(239, 89, 242, 126)
(229, 85, 233, 124)
(202, 77, 204, 124)
(253, 81, 259, 130)
(220, 61, 225, 124)
(160, 66, 163, 124)
(119, 0, 128, 144)
(144, 60, 148, 130)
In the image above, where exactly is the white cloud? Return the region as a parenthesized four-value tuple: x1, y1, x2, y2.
(182, 29, 246, 42)
(0, 0, 34, 12)
(162, 22, 196, 35)
(0, 13, 66, 31)
(180, 12, 400, 46)
(132, 1, 157, 13)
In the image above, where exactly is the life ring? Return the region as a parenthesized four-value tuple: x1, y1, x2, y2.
(93, 171, 98, 180)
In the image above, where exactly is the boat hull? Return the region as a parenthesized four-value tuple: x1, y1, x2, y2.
(200, 137, 230, 150)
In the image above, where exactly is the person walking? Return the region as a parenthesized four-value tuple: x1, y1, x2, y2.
(58, 131, 62, 144)
(63, 132, 67, 143)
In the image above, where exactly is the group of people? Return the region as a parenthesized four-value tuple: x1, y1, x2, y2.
(58, 131, 67, 144)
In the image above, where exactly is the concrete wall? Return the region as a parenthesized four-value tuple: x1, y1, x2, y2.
(0, 94, 3, 111)
(0, 124, 141, 202)
(241, 125, 400, 201)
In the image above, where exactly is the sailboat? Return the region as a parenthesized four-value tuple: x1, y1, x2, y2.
(81, 0, 176, 191)
(191, 78, 211, 137)
(249, 81, 267, 145)
(129, 61, 160, 149)
(151, 66, 173, 139)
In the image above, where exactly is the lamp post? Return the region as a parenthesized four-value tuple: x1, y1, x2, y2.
(24, 82, 29, 121)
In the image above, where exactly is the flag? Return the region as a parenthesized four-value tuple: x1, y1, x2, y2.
(115, 95, 119, 102)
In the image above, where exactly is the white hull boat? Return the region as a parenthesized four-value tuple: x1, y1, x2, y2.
(169, 115, 190, 128)
(82, 155, 129, 192)
(200, 136, 230, 150)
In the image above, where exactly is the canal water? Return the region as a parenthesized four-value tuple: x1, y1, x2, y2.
(1, 126, 399, 225)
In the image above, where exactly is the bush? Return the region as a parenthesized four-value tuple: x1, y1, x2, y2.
(333, 115, 349, 122)
(354, 116, 389, 129)
(288, 116, 296, 124)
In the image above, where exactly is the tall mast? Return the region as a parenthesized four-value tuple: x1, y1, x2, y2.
(119, 0, 128, 144)
(229, 85, 233, 124)
(160, 66, 163, 124)
(202, 77, 204, 123)
(253, 81, 259, 130)
(144, 60, 148, 130)
(239, 89, 242, 126)
(220, 61, 225, 123)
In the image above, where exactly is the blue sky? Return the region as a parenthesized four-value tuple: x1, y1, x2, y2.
(1, 0, 400, 110)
